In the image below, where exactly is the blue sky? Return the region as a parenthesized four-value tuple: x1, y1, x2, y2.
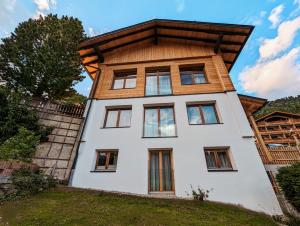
(1, 0, 300, 99)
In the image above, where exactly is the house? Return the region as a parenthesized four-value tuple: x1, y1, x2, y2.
(70, 19, 282, 215)
(256, 111, 300, 147)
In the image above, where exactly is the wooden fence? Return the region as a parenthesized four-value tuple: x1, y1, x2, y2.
(31, 101, 85, 118)
(258, 145, 300, 165)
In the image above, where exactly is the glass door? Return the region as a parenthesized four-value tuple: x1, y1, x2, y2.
(149, 150, 173, 192)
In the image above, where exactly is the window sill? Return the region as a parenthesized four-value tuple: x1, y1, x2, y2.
(142, 136, 178, 138)
(189, 123, 223, 125)
(207, 169, 238, 172)
(145, 94, 173, 97)
(101, 126, 131, 129)
(90, 170, 117, 173)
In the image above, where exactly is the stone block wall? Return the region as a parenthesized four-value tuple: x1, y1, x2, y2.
(32, 107, 83, 182)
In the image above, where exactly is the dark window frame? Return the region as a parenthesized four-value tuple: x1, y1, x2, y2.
(112, 70, 137, 90)
(186, 103, 220, 125)
(179, 65, 208, 85)
(145, 67, 173, 96)
(94, 149, 119, 172)
(143, 105, 177, 138)
(103, 107, 132, 128)
(204, 147, 234, 171)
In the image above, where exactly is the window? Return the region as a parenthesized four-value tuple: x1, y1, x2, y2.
(149, 150, 174, 192)
(95, 150, 118, 171)
(180, 65, 207, 85)
(187, 103, 219, 124)
(104, 107, 132, 128)
(144, 106, 176, 137)
(112, 70, 136, 89)
(145, 68, 172, 96)
(204, 148, 233, 171)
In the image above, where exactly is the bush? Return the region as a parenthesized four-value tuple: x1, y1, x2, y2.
(188, 185, 212, 201)
(0, 127, 40, 162)
(11, 168, 56, 196)
(276, 163, 300, 211)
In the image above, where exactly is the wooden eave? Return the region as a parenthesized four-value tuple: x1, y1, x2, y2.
(256, 111, 300, 122)
(79, 19, 254, 80)
(238, 94, 267, 116)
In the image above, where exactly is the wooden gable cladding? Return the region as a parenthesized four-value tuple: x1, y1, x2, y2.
(79, 19, 253, 78)
(93, 44, 235, 100)
(104, 41, 215, 65)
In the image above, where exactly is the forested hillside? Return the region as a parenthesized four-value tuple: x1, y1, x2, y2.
(255, 95, 300, 119)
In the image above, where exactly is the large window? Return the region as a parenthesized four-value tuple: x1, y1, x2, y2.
(187, 103, 219, 124)
(104, 107, 132, 128)
(112, 69, 136, 89)
(180, 65, 207, 85)
(95, 150, 118, 171)
(144, 106, 176, 137)
(204, 148, 233, 171)
(145, 68, 172, 96)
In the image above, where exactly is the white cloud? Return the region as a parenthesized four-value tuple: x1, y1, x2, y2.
(294, 0, 300, 9)
(268, 4, 284, 28)
(259, 16, 300, 59)
(240, 11, 266, 26)
(87, 27, 100, 37)
(33, 0, 56, 18)
(239, 47, 300, 99)
(175, 0, 185, 13)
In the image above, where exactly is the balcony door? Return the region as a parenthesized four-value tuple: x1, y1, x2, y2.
(149, 150, 174, 192)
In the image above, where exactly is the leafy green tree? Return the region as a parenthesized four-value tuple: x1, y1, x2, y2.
(0, 127, 40, 162)
(0, 14, 86, 99)
(0, 87, 50, 144)
(276, 163, 300, 211)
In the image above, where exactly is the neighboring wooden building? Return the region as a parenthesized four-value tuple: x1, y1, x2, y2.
(256, 111, 300, 147)
(70, 19, 282, 215)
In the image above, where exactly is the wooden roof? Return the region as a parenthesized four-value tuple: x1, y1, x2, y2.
(79, 19, 254, 79)
(238, 94, 267, 116)
(256, 111, 300, 122)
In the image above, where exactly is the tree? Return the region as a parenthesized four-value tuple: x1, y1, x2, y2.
(0, 14, 86, 100)
(276, 163, 300, 211)
(0, 86, 50, 144)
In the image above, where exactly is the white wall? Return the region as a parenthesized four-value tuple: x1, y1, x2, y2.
(71, 91, 282, 215)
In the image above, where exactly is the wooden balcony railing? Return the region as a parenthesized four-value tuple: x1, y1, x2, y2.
(258, 145, 300, 165)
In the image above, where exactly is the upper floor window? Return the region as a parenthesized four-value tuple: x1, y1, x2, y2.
(145, 68, 172, 96)
(204, 148, 233, 171)
(104, 107, 132, 128)
(180, 65, 207, 85)
(144, 105, 176, 137)
(95, 150, 118, 172)
(187, 103, 219, 124)
(112, 69, 137, 89)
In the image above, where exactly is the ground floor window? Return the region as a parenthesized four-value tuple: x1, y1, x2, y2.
(95, 150, 118, 171)
(149, 149, 174, 192)
(204, 147, 233, 171)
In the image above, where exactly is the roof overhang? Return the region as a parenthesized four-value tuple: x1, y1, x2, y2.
(79, 19, 254, 80)
(238, 94, 267, 116)
(256, 111, 300, 122)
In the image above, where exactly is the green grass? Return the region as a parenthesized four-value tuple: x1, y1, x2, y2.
(0, 187, 277, 226)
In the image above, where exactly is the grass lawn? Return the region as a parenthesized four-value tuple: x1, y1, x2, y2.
(0, 187, 277, 226)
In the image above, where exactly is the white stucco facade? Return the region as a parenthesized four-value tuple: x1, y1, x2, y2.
(70, 91, 282, 215)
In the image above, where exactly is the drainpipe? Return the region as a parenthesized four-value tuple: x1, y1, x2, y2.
(67, 69, 101, 184)
(249, 114, 273, 163)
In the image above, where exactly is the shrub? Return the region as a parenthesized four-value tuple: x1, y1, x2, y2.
(189, 185, 212, 201)
(276, 163, 300, 211)
(0, 127, 40, 162)
(11, 168, 56, 196)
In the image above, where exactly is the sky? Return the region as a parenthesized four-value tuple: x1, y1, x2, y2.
(1, 0, 300, 100)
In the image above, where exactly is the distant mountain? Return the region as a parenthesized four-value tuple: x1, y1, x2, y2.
(255, 95, 300, 119)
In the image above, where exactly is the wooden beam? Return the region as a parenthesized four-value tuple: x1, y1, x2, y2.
(153, 27, 158, 45)
(94, 46, 104, 63)
(220, 48, 239, 54)
(80, 51, 97, 58)
(214, 33, 223, 54)
(83, 58, 99, 65)
(158, 34, 242, 46)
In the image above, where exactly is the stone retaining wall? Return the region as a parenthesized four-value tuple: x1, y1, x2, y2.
(32, 104, 84, 182)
